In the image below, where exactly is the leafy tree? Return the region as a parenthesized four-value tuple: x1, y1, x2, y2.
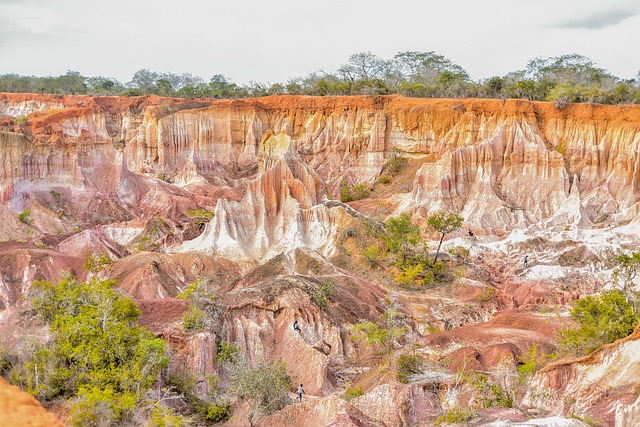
(612, 251, 640, 313)
(383, 213, 421, 255)
(427, 212, 463, 265)
(229, 357, 291, 420)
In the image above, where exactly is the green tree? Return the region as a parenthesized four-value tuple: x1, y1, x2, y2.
(559, 290, 640, 355)
(427, 212, 463, 265)
(383, 213, 421, 255)
(229, 357, 291, 420)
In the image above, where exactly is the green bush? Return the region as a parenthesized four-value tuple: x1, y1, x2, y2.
(351, 184, 369, 200)
(70, 387, 136, 427)
(466, 372, 514, 408)
(229, 358, 291, 416)
(383, 213, 421, 254)
(83, 252, 114, 273)
(14, 116, 28, 126)
(340, 183, 369, 202)
(149, 405, 188, 427)
(200, 403, 230, 422)
(342, 384, 363, 401)
(386, 147, 406, 175)
(216, 341, 240, 364)
(186, 208, 215, 226)
(362, 245, 381, 267)
(397, 354, 422, 383)
(559, 289, 640, 355)
(313, 279, 335, 310)
(436, 407, 475, 424)
(394, 263, 425, 288)
(476, 287, 495, 303)
(182, 305, 206, 332)
(18, 209, 32, 225)
(378, 175, 391, 184)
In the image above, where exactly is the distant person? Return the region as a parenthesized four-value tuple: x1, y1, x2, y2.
(297, 383, 305, 402)
(524, 255, 529, 267)
(293, 320, 300, 332)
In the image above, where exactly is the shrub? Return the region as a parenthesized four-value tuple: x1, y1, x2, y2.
(436, 407, 475, 424)
(340, 183, 369, 202)
(378, 175, 391, 184)
(182, 305, 206, 332)
(313, 280, 335, 310)
(397, 354, 422, 383)
(186, 208, 215, 226)
(466, 372, 514, 408)
(386, 147, 406, 175)
(149, 405, 189, 427)
(83, 252, 114, 273)
(70, 387, 135, 427)
(200, 403, 230, 423)
(394, 263, 425, 288)
(342, 384, 363, 401)
(216, 341, 240, 364)
(383, 213, 421, 254)
(351, 184, 369, 200)
(340, 183, 353, 202)
(362, 245, 381, 267)
(351, 307, 407, 354)
(18, 209, 32, 225)
(14, 116, 28, 126)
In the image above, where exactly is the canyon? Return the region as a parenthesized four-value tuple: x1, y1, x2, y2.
(1, 93, 640, 426)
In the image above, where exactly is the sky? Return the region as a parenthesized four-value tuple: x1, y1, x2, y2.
(0, 0, 639, 85)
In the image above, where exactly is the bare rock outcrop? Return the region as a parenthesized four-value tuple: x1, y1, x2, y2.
(0, 377, 64, 427)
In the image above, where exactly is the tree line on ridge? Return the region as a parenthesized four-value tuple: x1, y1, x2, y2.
(1, 51, 640, 105)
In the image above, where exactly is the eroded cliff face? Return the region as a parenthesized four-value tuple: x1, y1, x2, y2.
(3, 93, 640, 426)
(3, 94, 640, 235)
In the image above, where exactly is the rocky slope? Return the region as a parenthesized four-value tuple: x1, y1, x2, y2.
(2, 93, 640, 426)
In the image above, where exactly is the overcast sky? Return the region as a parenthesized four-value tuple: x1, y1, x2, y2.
(1, 0, 639, 85)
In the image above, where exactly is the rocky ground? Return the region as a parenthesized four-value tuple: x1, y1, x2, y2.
(1, 93, 640, 426)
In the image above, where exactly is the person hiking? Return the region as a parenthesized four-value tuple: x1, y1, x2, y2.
(524, 255, 529, 267)
(293, 320, 300, 332)
(297, 384, 305, 402)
